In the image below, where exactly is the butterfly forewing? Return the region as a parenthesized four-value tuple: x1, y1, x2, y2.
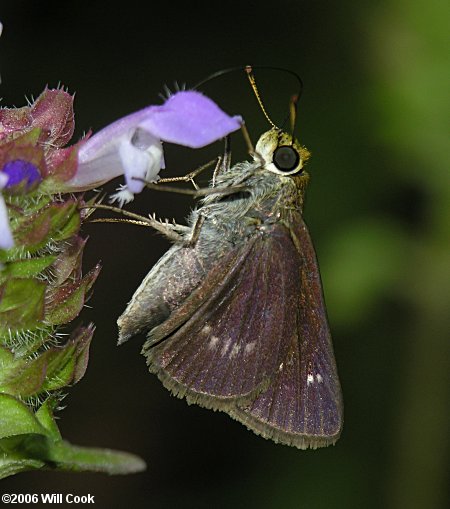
(229, 216, 343, 448)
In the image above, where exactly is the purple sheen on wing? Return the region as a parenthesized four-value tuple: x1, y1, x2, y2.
(2, 159, 42, 188)
(145, 225, 299, 402)
(231, 217, 343, 446)
(139, 91, 242, 148)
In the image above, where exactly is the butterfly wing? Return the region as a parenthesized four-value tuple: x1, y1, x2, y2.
(143, 224, 302, 411)
(229, 216, 343, 449)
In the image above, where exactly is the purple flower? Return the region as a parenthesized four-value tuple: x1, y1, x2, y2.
(0, 160, 41, 249)
(2, 159, 42, 190)
(66, 91, 242, 205)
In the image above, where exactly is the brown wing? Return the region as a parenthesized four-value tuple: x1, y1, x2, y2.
(229, 216, 343, 449)
(143, 224, 302, 411)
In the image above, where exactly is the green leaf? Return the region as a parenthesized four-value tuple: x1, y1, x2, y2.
(0, 434, 146, 478)
(0, 326, 94, 397)
(0, 346, 14, 371)
(45, 264, 101, 325)
(14, 201, 80, 252)
(13, 208, 52, 252)
(0, 353, 47, 398)
(49, 201, 81, 242)
(42, 440, 146, 475)
(45, 283, 86, 325)
(0, 278, 46, 333)
(0, 453, 44, 480)
(0, 434, 49, 479)
(40, 350, 76, 391)
(70, 325, 94, 384)
(51, 236, 86, 285)
(6, 342, 76, 395)
(40, 325, 95, 390)
(11, 328, 53, 358)
(35, 398, 62, 440)
(0, 394, 48, 439)
(0, 255, 57, 282)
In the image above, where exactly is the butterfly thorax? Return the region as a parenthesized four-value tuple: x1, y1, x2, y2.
(193, 128, 310, 244)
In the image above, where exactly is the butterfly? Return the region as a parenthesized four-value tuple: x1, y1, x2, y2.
(117, 117, 343, 449)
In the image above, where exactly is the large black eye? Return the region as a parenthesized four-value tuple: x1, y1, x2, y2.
(272, 145, 300, 172)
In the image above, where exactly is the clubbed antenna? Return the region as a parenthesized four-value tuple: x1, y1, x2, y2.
(244, 65, 278, 129)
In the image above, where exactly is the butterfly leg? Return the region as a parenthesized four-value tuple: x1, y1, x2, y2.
(157, 158, 219, 189)
(137, 180, 248, 198)
(82, 203, 186, 242)
(157, 133, 232, 189)
(185, 213, 205, 247)
(212, 136, 231, 185)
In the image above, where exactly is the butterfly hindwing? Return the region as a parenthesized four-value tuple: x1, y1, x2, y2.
(143, 224, 301, 411)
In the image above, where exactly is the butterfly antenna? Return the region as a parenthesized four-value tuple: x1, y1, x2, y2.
(289, 94, 299, 145)
(244, 65, 278, 129)
(192, 66, 244, 89)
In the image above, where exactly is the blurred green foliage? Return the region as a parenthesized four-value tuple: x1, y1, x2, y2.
(321, 3, 450, 508)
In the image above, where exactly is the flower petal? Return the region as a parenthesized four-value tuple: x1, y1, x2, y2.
(119, 135, 163, 194)
(109, 185, 135, 207)
(139, 91, 242, 148)
(68, 90, 241, 193)
(2, 160, 42, 189)
(0, 174, 14, 249)
(69, 135, 128, 190)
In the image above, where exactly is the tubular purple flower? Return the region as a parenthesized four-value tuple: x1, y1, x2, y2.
(2, 159, 42, 190)
(66, 91, 242, 205)
(0, 173, 14, 249)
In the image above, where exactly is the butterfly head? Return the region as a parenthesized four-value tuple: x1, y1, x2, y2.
(255, 128, 311, 177)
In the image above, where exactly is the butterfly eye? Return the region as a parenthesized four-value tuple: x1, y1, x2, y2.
(272, 145, 301, 172)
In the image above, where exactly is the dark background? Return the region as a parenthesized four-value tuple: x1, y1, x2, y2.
(1, 1, 449, 508)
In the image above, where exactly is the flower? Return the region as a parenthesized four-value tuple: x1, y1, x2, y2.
(0, 173, 13, 249)
(0, 88, 76, 251)
(0, 158, 43, 249)
(66, 90, 242, 205)
(2, 159, 42, 189)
